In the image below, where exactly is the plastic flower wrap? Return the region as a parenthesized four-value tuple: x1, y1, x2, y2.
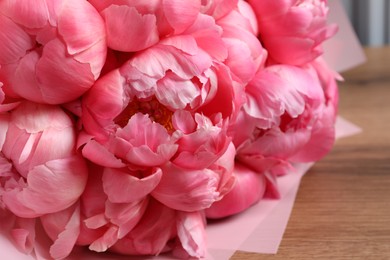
(0, 0, 339, 259)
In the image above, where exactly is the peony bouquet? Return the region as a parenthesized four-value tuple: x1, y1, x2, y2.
(0, 0, 339, 259)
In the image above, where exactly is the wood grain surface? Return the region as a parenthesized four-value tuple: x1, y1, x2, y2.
(231, 47, 390, 260)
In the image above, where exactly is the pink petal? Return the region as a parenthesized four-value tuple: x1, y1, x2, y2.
(101, 5, 159, 52)
(0, 0, 49, 28)
(82, 139, 126, 168)
(82, 69, 126, 139)
(41, 204, 81, 259)
(110, 199, 176, 256)
(105, 198, 149, 238)
(155, 71, 200, 110)
(205, 163, 266, 219)
(172, 110, 196, 135)
(102, 167, 162, 203)
(0, 14, 34, 64)
(89, 226, 119, 252)
(2, 156, 88, 218)
(36, 39, 95, 104)
(115, 113, 178, 167)
(57, 0, 106, 55)
(152, 163, 220, 211)
(174, 211, 206, 258)
(163, 0, 200, 34)
(10, 218, 36, 254)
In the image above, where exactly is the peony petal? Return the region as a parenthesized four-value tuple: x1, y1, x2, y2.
(205, 163, 266, 219)
(89, 225, 119, 252)
(101, 5, 159, 52)
(10, 218, 36, 254)
(0, 14, 34, 64)
(175, 211, 206, 258)
(2, 156, 88, 218)
(102, 167, 162, 203)
(36, 39, 95, 104)
(152, 163, 220, 211)
(163, 0, 200, 34)
(105, 199, 149, 238)
(110, 199, 176, 256)
(57, 0, 106, 55)
(82, 69, 126, 139)
(156, 71, 200, 110)
(40, 204, 81, 260)
(82, 139, 126, 168)
(0, 0, 49, 29)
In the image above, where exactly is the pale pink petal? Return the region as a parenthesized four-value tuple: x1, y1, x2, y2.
(155, 71, 200, 110)
(152, 163, 220, 211)
(115, 113, 178, 167)
(89, 225, 119, 252)
(2, 157, 88, 218)
(0, 114, 10, 150)
(174, 211, 206, 258)
(105, 199, 148, 238)
(102, 167, 162, 203)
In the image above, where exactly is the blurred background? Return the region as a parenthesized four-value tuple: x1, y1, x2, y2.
(340, 0, 390, 46)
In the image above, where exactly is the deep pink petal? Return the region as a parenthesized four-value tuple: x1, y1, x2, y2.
(82, 140, 126, 168)
(205, 163, 266, 219)
(110, 199, 176, 256)
(57, 0, 106, 55)
(163, 0, 200, 34)
(36, 39, 95, 104)
(40, 204, 81, 260)
(0, 14, 34, 64)
(102, 5, 159, 52)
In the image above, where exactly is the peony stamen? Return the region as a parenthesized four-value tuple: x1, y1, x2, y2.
(115, 97, 174, 132)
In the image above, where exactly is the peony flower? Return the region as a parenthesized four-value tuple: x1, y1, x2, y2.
(248, 0, 338, 65)
(212, 0, 268, 84)
(207, 64, 336, 218)
(0, 0, 107, 104)
(235, 64, 332, 165)
(0, 102, 88, 218)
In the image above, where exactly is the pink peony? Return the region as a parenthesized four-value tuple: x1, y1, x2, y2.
(0, 102, 88, 218)
(248, 0, 338, 65)
(207, 64, 337, 217)
(0, 0, 107, 104)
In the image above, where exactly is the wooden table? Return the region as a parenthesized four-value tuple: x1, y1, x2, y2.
(232, 47, 390, 259)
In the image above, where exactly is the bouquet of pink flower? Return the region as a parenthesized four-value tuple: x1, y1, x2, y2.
(0, 0, 339, 259)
